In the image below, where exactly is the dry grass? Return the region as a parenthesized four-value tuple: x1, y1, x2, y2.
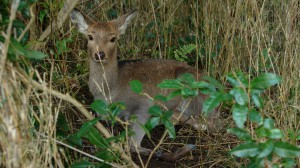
(1, 0, 300, 167)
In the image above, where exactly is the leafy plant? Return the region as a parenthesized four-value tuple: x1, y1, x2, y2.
(201, 72, 300, 167)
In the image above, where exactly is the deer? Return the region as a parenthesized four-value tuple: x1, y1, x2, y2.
(70, 9, 221, 161)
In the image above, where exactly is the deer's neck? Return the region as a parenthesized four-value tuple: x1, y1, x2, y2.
(88, 56, 119, 100)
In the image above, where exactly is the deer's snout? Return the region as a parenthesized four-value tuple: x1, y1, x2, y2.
(94, 51, 106, 61)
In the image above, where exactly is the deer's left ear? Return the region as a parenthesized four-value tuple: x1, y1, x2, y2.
(114, 10, 138, 35)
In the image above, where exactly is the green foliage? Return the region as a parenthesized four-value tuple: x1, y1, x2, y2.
(174, 44, 197, 63)
(204, 71, 300, 167)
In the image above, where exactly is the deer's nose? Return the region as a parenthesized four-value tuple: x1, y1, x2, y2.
(94, 51, 105, 61)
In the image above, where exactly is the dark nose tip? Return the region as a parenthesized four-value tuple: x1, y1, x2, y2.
(94, 51, 105, 61)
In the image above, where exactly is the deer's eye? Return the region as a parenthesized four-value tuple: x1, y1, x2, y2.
(88, 35, 93, 40)
(110, 37, 116, 43)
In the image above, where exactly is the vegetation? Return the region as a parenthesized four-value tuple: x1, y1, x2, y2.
(1, 0, 299, 167)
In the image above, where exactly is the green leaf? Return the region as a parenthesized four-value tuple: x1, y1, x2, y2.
(232, 104, 248, 128)
(66, 134, 83, 147)
(249, 109, 263, 125)
(202, 92, 224, 116)
(163, 111, 173, 119)
(166, 90, 182, 100)
(70, 160, 95, 168)
(162, 117, 176, 139)
(77, 118, 99, 137)
(24, 50, 48, 60)
(226, 72, 248, 87)
(145, 117, 160, 132)
(148, 105, 163, 116)
(264, 118, 275, 129)
(251, 93, 264, 108)
(268, 129, 284, 139)
(202, 76, 225, 91)
(181, 88, 198, 98)
(257, 140, 274, 158)
(256, 126, 268, 138)
(230, 142, 259, 157)
(8, 38, 26, 57)
(229, 87, 249, 105)
(109, 102, 126, 117)
(130, 80, 143, 94)
(227, 127, 251, 140)
(91, 99, 108, 115)
(251, 73, 281, 90)
(154, 94, 168, 102)
(157, 79, 183, 89)
(83, 127, 109, 149)
(274, 142, 300, 158)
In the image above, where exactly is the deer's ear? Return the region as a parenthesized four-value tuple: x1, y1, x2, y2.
(70, 10, 93, 34)
(114, 10, 138, 35)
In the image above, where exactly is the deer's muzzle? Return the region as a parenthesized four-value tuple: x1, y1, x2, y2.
(94, 51, 106, 61)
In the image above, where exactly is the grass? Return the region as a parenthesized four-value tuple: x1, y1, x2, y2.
(0, 0, 299, 167)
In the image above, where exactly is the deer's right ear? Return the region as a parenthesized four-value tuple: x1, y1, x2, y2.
(70, 10, 89, 34)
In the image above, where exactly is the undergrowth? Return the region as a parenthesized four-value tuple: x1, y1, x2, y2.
(0, 0, 299, 167)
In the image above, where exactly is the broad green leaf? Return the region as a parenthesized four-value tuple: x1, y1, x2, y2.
(145, 117, 160, 132)
(268, 129, 284, 139)
(181, 88, 198, 98)
(83, 127, 109, 149)
(130, 80, 143, 94)
(162, 117, 176, 139)
(249, 109, 263, 125)
(256, 126, 268, 138)
(25, 50, 48, 60)
(77, 118, 99, 137)
(251, 93, 264, 108)
(226, 72, 248, 87)
(157, 79, 183, 89)
(191, 81, 210, 89)
(227, 127, 251, 140)
(148, 105, 163, 116)
(154, 94, 168, 102)
(232, 104, 248, 128)
(202, 76, 225, 91)
(163, 110, 173, 119)
(230, 142, 259, 157)
(251, 73, 281, 90)
(70, 160, 95, 168)
(274, 142, 300, 158)
(257, 140, 274, 158)
(229, 87, 249, 105)
(166, 90, 182, 100)
(202, 92, 224, 116)
(264, 118, 275, 129)
(91, 99, 108, 115)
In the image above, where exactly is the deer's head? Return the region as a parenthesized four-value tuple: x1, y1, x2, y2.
(70, 9, 137, 64)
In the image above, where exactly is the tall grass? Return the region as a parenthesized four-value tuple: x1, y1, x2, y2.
(1, 0, 299, 167)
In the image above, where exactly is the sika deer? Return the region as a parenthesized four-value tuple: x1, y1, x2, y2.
(70, 9, 221, 160)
